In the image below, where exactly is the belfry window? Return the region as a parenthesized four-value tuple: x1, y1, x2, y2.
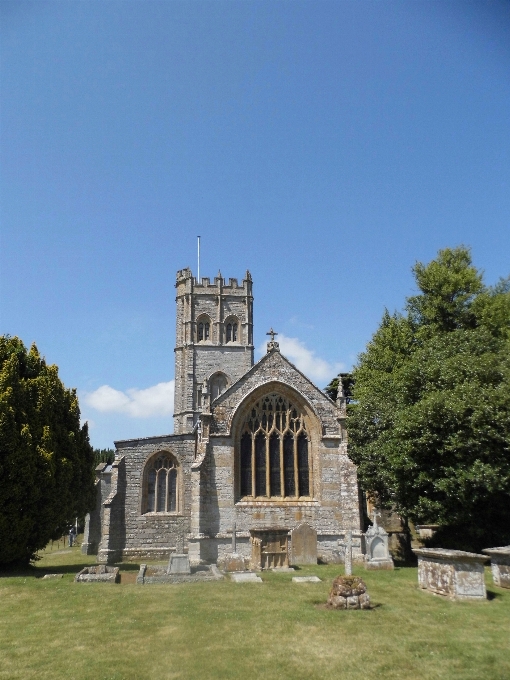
(197, 317, 211, 342)
(145, 454, 178, 513)
(226, 322, 238, 343)
(239, 394, 310, 499)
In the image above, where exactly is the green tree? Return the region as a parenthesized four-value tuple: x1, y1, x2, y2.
(346, 247, 510, 551)
(0, 336, 96, 567)
(93, 448, 115, 467)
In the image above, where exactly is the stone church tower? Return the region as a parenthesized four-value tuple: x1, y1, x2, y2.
(173, 267, 254, 434)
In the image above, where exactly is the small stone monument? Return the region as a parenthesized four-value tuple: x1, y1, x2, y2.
(168, 552, 191, 575)
(291, 522, 317, 565)
(482, 546, 510, 589)
(365, 510, 394, 570)
(327, 575, 370, 610)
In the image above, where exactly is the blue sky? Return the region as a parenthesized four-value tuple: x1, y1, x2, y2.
(1, 0, 509, 448)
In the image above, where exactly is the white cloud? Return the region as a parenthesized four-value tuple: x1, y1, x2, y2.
(84, 381, 175, 418)
(257, 334, 344, 385)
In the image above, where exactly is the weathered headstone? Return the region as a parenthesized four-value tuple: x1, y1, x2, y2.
(167, 553, 191, 575)
(291, 522, 317, 565)
(365, 510, 394, 570)
(292, 576, 321, 583)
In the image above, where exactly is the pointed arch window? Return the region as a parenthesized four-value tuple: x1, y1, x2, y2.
(210, 372, 228, 400)
(238, 394, 311, 499)
(225, 316, 239, 343)
(197, 315, 211, 342)
(144, 454, 179, 513)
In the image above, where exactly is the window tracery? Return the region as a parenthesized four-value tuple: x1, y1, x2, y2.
(239, 394, 310, 499)
(197, 315, 211, 342)
(145, 454, 178, 513)
(226, 320, 238, 343)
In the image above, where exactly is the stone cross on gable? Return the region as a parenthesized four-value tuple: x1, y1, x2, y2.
(266, 328, 280, 353)
(372, 509, 381, 529)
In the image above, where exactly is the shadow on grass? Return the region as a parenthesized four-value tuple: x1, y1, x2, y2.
(314, 601, 382, 611)
(486, 589, 503, 601)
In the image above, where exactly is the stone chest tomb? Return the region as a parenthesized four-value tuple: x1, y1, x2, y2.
(414, 548, 488, 601)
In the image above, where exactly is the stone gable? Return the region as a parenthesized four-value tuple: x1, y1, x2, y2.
(209, 348, 341, 436)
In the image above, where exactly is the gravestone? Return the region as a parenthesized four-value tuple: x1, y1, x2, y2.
(291, 523, 317, 565)
(168, 553, 191, 575)
(365, 511, 394, 570)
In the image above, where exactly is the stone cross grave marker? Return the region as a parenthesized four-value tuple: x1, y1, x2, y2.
(345, 530, 353, 576)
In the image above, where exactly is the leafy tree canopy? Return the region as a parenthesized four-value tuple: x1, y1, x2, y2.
(93, 448, 115, 467)
(0, 336, 96, 567)
(345, 247, 510, 551)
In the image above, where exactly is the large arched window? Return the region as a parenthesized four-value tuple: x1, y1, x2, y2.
(144, 453, 179, 513)
(196, 315, 211, 342)
(239, 393, 310, 499)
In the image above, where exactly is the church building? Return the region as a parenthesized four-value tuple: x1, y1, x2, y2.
(83, 267, 363, 565)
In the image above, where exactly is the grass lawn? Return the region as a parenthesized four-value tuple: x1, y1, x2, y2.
(0, 544, 508, 680)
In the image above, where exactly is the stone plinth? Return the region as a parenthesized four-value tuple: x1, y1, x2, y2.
(414, 548, 488, 601)
(482, 546, 510, 589)
(291, 523, 317, 565)
(75, 566, 119, 583)
(326, 576, 370, 610)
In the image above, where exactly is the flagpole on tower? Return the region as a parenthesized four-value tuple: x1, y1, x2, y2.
(197, 235, 201, 281)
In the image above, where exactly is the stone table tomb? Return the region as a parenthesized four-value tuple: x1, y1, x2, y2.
(414, 548, 489, 601)
(482, 546, 510, 589)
